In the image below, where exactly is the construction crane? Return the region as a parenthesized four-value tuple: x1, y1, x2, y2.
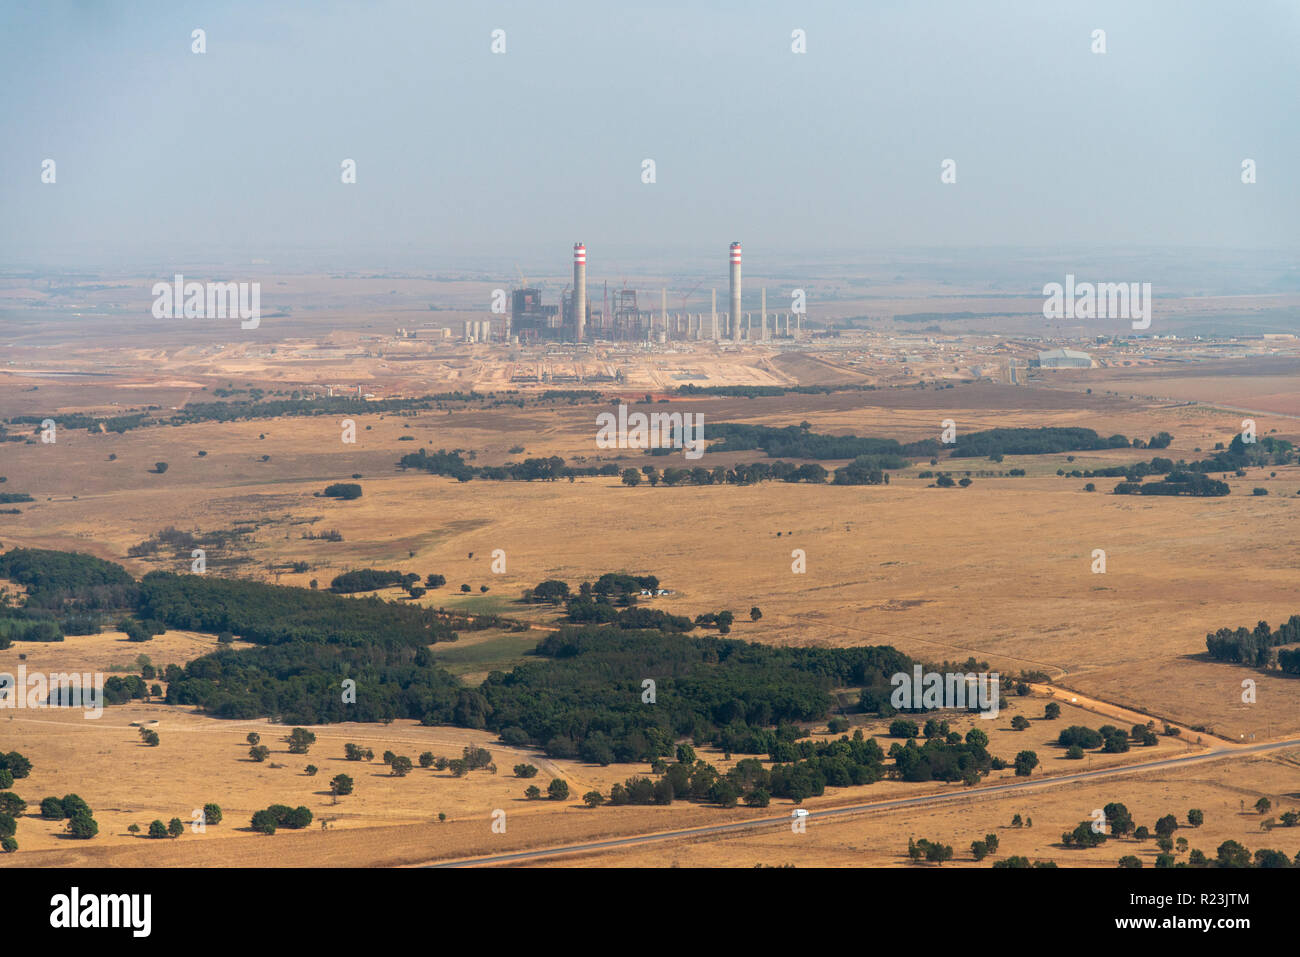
(677, 278, 703, 312)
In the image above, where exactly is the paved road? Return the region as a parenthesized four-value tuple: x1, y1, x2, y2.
(429, 736, 1300, 867)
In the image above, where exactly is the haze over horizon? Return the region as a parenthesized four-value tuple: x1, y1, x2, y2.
(2, 0, 1298, 275)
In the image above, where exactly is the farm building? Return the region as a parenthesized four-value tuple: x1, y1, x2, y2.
(1032, 348, 1093, 369)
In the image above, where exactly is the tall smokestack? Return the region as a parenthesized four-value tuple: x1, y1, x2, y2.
(730, 242, 742, 342)
(573, 243, 587, 342)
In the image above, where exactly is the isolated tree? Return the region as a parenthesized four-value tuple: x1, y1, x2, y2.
(1155, 814, 1179, 838)
(141, 729, 160, 747)
(750, 606, 762, 621)
(583, 791, 605, 808)
(154, 462, 168, 474)
(305, 765, 318, 776)
(1013, 750, 1038, 776)
(247, 732, 261, 746)
(250, 810, 278, 835)
(167, 818, 184, 838)
(419, 752, 434, 769)
(1255, 797, 1272, 815)
(330, 774, 353, 796)
(1011, 715, 1030, 731)
(1043, 702, 1061, 720)
(287, 728, 316, 754)
(524, 785, 541, 800)
(1187, 808, 1204, 827)
(148, 820, 168, 839)
(39, 797, 64, 820)
(547, 779, 570, 801)
(127, 823, 141, 835)
(203, 803, 222, 826)
(249, 745, 270, 762)
(513, 764, 538, 778)
(390, 755, 413, 777)
(1118, 856, 1142, 868)
(971, 840, 989, 861)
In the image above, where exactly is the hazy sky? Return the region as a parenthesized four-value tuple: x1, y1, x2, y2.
(2, 0, 1297, 272)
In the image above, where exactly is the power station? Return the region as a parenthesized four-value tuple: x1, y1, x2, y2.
(503, 242, 804, 344)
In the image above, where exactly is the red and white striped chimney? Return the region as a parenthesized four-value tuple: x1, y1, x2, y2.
(729, 242, 742, 341)
(573, 243, 587, 342)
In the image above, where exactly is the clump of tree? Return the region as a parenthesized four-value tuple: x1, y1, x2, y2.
(907, 837, 954, 864)
(329, 569, 416, 594)
(1061, 820, 1107, 848)
(321, 483, 362, 500)
(250, 804, 313, 834)
(344, 743, 375, 762)
(1206, 614, 1300, 670)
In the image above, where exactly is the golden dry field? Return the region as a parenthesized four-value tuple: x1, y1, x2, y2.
(2, 339, 1299, 867)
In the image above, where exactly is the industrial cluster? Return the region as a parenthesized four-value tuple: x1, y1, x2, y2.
(464, 243, 806, 344)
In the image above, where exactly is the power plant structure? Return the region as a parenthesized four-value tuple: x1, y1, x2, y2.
(730, 242, 742, 343)
(573, 242, 586, 342)
(503, 242, 804, 344)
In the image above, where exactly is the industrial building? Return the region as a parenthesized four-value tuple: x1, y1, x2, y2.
(500, 243, 804, 345)
(1032, 348, 1093, 369)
